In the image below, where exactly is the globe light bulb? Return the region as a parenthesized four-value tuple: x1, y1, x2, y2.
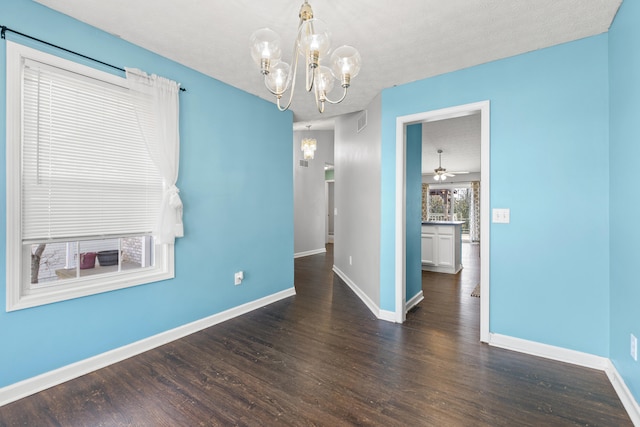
(250, 28, 282, 72)
(316, 66, 335, 96)
(330, 45, 361, 87)
(265, 62, 291, 94)
(298, 19, 331, 67)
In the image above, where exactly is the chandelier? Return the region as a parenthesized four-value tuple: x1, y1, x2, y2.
(250, 1, 362, 113)
(301, 125, 317, 160)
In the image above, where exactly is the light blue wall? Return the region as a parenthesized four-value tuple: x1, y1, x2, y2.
(406, 124, 423, 302)
(0, 0, 293, 387)
(381, 35, 610, 356)
(609, 0, 640, 402)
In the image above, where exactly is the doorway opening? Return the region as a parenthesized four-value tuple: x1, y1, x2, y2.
(394, 101, 490, 342)
(325, 163, 335, 244)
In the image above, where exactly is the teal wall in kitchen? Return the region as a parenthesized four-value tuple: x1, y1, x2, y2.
(406, 124, 423, 303)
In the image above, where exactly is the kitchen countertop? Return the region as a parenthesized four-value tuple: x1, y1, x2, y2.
(422, 221, 465, 225)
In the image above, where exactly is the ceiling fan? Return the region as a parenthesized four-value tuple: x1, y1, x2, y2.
(432, 149, 468, 181)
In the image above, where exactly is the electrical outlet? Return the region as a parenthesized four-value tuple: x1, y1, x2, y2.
(631, 334, 638, 361)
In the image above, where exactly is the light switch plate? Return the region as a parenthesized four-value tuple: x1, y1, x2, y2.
(492, 208, 510, 224)
(234, 271, 243, 286)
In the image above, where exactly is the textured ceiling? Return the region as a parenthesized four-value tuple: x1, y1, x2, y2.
(34, 0, 621, 126)
(423, 114, 481, 175)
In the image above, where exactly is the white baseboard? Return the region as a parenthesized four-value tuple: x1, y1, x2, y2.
(489, 333, 609, 370)
(605, 360, 640, 426)
(332, 265, 397, 322)
(332, 265, 378, 317)
(378, 309, 396, 322)
(331, 266, 408, 323)
(406, 291, 424, 313)
(490, 333, 639, 425)
(0, 287, 296, 407)
(294, 248, 327, 258)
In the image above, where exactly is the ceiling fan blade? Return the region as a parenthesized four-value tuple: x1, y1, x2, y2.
(424, 171, 471, 176)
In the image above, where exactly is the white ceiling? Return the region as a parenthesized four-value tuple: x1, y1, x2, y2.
(35, 0, 622, 126)
(423, 114, 481, 175)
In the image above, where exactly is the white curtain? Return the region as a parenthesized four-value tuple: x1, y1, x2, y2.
(126, 68, 183, 245)
(422, 183, 429, 221)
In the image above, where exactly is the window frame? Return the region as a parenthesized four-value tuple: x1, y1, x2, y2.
(6, 41, 175, 312)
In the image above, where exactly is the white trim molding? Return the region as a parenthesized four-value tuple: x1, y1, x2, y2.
(406, 290, 424, 313)
(605, 360, 640, 426)
(394, 100, 490, 339)
(378, 309, 396, 322)
(294, 248, 327, 258)
(489, 333, 609, 370)
(490, 333, 640, 425)
(0, 287, 296, 407)
(333, 265, 398, 323)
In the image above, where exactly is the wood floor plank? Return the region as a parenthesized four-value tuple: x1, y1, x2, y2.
(0, 243, 633, 426)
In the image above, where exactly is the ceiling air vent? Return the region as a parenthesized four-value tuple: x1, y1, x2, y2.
(357, 110, 367, 133)
(299, 160, 309, 167)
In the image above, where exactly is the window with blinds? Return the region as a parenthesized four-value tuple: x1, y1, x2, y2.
(6, 41, 175, 311)
(22, 58, 163, 241)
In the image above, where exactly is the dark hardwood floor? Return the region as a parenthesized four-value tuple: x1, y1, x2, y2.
(0, 244, 632, 426)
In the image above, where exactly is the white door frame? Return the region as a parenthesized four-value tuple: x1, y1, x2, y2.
(394, 100, 491, 342)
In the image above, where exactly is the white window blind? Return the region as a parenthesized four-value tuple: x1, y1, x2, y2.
(21, 58, 164, 242)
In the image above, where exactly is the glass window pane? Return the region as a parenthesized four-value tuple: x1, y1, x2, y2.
(429, 189, 451, 220)
(27, 236, 155, 288)
(122, 236, 154, 269)
(29, 242, 69, 286)
(453, 188, 470, 234)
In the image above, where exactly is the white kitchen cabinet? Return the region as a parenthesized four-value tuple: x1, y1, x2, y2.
(421, 222, 463, 274)
(420, 231, 436, 265)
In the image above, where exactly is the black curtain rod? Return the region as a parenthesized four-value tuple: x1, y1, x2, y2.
(1, 25, 186, 92)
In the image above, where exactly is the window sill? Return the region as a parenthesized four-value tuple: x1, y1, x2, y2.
(54, 261, 142, 280)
